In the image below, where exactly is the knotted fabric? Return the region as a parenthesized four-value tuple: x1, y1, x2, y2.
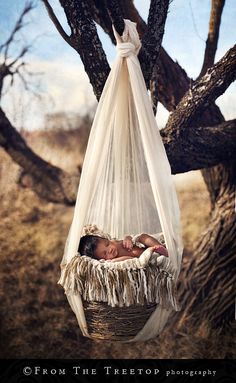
(115, 20, 141, 58)
(116, 41, 137, 57)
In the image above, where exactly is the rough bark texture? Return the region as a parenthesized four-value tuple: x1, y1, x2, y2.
(0, 108, 78, 204)
(59, 0, 110, 100)
(162, 119, 236, 173)
(161, 43, 236, 174)
(165, 45, 236, 132)
(138, 0, 170, 86)
(176, 160, 236, 330)
(104, 0, 125, 36)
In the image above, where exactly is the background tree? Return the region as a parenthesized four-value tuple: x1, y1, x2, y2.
(1, 0, 235, 333)
(0, 1, 78, 204)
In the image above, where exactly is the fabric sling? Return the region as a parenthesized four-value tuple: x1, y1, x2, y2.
(58, 19, 183, 342)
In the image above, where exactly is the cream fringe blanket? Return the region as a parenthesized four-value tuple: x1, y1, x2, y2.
(59, 250, 180, 311)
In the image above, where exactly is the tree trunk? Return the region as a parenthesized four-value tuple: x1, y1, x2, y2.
(176, 161, 236, 330)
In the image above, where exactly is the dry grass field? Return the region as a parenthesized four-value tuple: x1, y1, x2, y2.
(0, 128, 234, 359)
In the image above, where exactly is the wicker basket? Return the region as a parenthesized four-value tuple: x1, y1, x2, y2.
(60, 255, 177, 341)
(83, 300, 157, 341)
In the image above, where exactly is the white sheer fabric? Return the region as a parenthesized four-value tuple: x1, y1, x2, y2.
(59, 19, 183, 341)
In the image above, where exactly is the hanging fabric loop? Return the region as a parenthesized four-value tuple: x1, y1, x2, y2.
(114, 20, 141, 58)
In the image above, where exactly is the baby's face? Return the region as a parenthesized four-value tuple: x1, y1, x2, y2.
(95, 238, 119, 260)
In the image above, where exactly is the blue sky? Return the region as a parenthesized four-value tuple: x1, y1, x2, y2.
(0, 0, 235, 130)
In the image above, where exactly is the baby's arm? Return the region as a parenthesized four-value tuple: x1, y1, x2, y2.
(122, 235, 133, 251)
(110, 255, 134, 262)
(137, 234, 168, 257)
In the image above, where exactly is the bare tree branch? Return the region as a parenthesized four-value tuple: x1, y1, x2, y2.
(0, 108, 77, 204)
(165, 45, 236, 133)
(199, 0, 226, 78)
(104, 0, 125, 36)
(0, 2, 78, 205)
(57, 0, 110, 100)
(88, 0, 115, 43)
(42, 0, 75, 48)
(0, 3, 38, 98)
(0, 2, 35, 59)
(8, 45, 30, 67)
(162, 119, 236, 173)
(0, 64, 11, 96)
(139, 0, 170, 86)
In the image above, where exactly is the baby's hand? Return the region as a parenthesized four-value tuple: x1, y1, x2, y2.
(150, 245, 168, 257)
(123, 236, 133, 251)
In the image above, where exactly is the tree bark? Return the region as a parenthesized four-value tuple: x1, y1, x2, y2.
(0, 108, 78, 204)
(138, 0, 170, 87)
(162, 119, 236, 173)
(165, 45, 236, 132)
(176, 159, 236, 330)
(59, 0, 110, 100)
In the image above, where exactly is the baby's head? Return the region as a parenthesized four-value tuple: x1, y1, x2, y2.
(78, 235, 99, 259)
(78, 235, 118, 261)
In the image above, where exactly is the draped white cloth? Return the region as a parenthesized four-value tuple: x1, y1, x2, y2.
(59, 19, 183, 342)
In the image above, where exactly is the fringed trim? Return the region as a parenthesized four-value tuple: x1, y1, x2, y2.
(59, 255, 181, 311)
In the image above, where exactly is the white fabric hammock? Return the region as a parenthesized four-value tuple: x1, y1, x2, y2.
(59, 19, 183, 342)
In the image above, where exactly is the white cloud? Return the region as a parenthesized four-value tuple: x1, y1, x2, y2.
(2, 57, 97, 130)
(216, 83, 236, 121)
(38, 59, 96, 112)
